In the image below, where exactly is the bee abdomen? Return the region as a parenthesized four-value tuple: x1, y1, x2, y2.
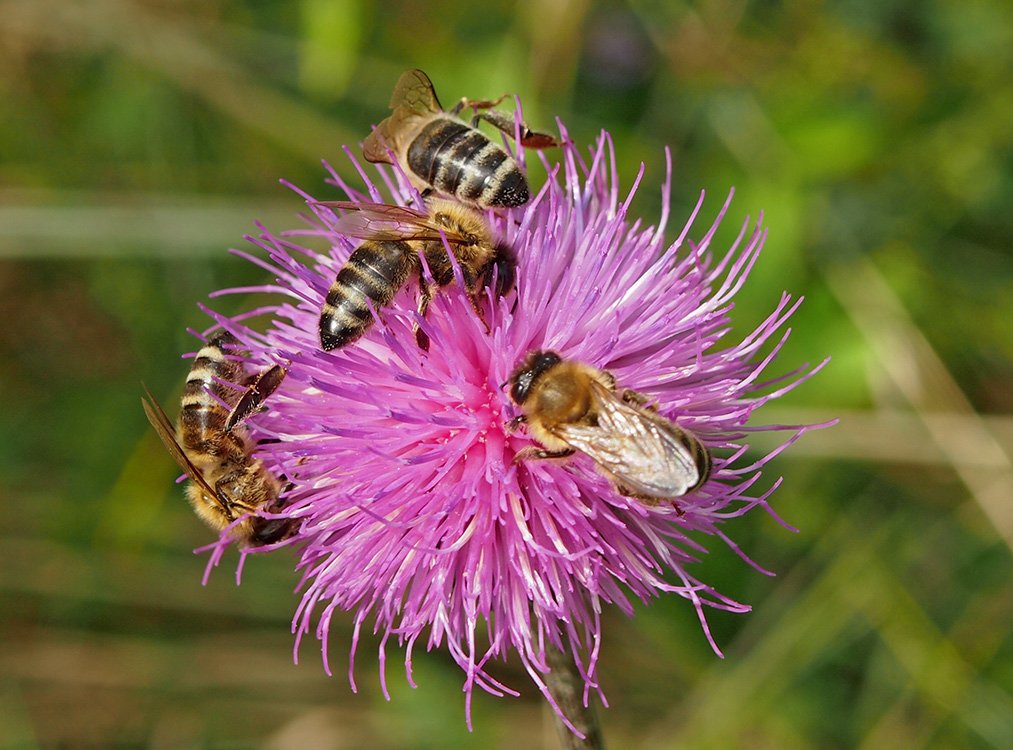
(181, 427, 249, 459)
(676, 429, 717, 494)
(408, 117, 528, 208)
(179, 393, 229, 433)
(180, 333, 246, 433)
(319, 240, 413, 351)
(683, 434, 712, 492)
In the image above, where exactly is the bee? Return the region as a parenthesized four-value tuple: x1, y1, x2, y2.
(363, 68, 557, 209)
(317, 197, 516, 351)
(141, 331, 293, 546)
(507, 350, 711, 507)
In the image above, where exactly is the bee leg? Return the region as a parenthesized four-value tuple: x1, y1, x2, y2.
(514, 127, 560, 149)
(455, 264, 492, 335)
(225, 364, 287, 432)
(449, 94, 559, 149)
(614, 484, 686, 516)
(513, 446, 575, 463)
(209, 479, 242, 520)
(620, 388, 657, 411)
(614, 483, 659, 503)
(467, 293, 492, 334)
(450, 94, 510, 116)
(469, 107, 559, 149)
(414, 280, 437, 351)
(406, 188, 434, 208)
(505, 415, 527, 432)
(479, 243, 517, 301)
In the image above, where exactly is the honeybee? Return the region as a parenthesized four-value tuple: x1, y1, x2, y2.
(363, 68, 557, 209)
(507, 350, 711, 506)
(316, 197, 516, 351)
(141, 331, 293, 546)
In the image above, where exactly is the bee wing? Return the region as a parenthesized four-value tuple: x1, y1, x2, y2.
(362, 122, 396, 165)
(556, 382, 704, 499)
(141, 385, 226, 509)
(363, 70, 442, 164)
(320, 201, 472, 244)
(389, 68, 443, 113)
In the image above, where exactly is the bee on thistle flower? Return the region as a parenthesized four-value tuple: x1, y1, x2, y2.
(189, 118, 830, 732)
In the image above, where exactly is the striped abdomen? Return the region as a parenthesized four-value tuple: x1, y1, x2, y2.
(319, 240, 415, 351)
(680, 430, 712, 493)
(179, 332, 249, 457)
(407, 117, 529, 208)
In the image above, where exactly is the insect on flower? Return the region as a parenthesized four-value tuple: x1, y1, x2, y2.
(142, 331, 293, 546)
(507, 349, 712, 509)
(186, 118, 831, 732)
(363, 68, 558, 208)
(315, 197, 516, 351)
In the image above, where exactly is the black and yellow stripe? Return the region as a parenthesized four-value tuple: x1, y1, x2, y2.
(180, 334, 243, 427)
(407, 116, 528, 208)
(180, 332, 246, 444)
(681, 431, 712, 492)
(319, 240, 415, 351)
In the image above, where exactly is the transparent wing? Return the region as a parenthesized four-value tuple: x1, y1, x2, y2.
(318, 201, 472, 244)
(389, 68, 442, 113)
(556, 381, 703, 499)
(362, 121, 397, 165)
(363, 69, 442, 164)
(141, 385, 224, 508)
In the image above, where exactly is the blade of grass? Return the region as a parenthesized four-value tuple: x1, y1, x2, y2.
(641, 509, 892, 749)
(0, 191, 300, 258)
(2, 0, 357, 167)
(826, 258, 1013, 548)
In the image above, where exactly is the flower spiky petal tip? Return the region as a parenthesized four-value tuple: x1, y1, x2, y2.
(196, 120, 830, 728)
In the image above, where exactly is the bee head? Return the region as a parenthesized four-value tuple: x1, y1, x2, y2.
(509, 350, 562, 404)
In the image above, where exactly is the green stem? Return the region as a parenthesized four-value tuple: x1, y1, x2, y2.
(545, 647, 605, 750)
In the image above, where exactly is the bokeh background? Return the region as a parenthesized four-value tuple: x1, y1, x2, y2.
(2, 0, 1011, 747)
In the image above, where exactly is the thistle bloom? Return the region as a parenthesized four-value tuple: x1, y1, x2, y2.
(196, 122, 827, 729)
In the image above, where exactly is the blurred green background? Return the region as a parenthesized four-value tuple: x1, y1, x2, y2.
(2, 0, 1011, 747)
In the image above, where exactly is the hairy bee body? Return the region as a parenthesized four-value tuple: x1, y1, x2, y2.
(508, 350, 712, 505)
(320, 239, 415, 351)
(363, 69, 555, 209)
(318, 198, 515, 351)
(403, 115, 528, 208)
(143, 332, 291, 546)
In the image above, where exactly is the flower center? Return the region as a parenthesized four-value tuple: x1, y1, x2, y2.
(432, 377, 513, 478)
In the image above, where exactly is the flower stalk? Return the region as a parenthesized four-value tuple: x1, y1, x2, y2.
(546, 646, 605, 749)
(184, 119, 830, 735)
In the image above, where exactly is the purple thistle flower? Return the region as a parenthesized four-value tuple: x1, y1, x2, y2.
(194, 122, 829, 730)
